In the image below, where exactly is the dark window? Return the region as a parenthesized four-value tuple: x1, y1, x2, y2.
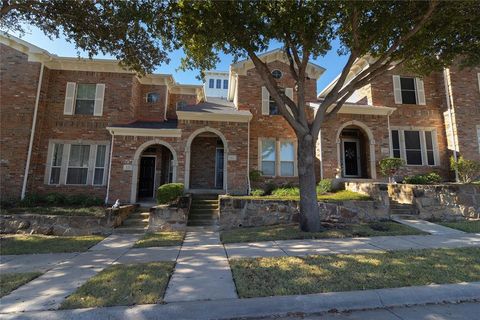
(209, 79, 214, 88)
(146, 92, 160, 103)
(176, 100, 187, 109)
(223, 79, 228, 89)
(425, 131, 435, 165)
(400, 77, 417, 104)
(216, 79, 222, 89)
(272, 70, 282, 79)
(404, 131, 422, 165)
(269, 88, 284, 115)
(75, 84, 96, 115)
(50, 144, 63, 184)
(391, 130, 401, 158)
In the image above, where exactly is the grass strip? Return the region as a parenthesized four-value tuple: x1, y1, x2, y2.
(439, 220, 480, 233)
(133, 231, 185, 248)
(0, 272, 43, 297)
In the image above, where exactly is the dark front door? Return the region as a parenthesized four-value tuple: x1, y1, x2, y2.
(343, 140, 361, 177)
(138, 156, 156, 198)
(215, 148, 224, 189)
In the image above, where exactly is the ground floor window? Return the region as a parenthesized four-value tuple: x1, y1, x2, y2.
(390, 128, 438, 166)
(259, 138, 296, 177)
(46, 141, 109, 186)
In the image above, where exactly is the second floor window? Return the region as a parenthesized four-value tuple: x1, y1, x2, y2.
(209, 79, 215, 88)
(146, 92, 160, 103)
(75, 84, 96, 115)
(223, 79, 228, 89)
(269, 88, 285, 115)
(393, 75, 425, 105)
(216, 79, 222, 89)
(400, 77, 417, 104)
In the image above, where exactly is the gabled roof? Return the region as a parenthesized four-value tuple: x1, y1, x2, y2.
(177, 101, 252, 123)
(230, 48, 326, 79)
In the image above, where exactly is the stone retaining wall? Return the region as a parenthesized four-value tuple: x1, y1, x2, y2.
(346, 182, 480, 221)
(218, 196, 388, 230)
(0, 205, 136, 236)
(148, 195, 191, 231)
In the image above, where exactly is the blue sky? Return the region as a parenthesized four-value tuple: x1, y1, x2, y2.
(13, 25, 347, 93)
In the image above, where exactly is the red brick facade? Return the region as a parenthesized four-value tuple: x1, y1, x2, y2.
(1, 37, 479, 203)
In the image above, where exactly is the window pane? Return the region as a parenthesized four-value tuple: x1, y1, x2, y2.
(93, 168, 104, 185)
(223, 79, 228, 89)
(393, 150, 401, 158)
(216, 79, 221, 88)
(209, 79, 214, 88)
(66, 168, 88, 184)
(401, 90, 417, 104)
(269, 100, 279, 115)
(50, 167, 60, 184)
(52, 144, 63, 166)
(406, 150, 422, 165)
(76, 84, 96, 99)
(400, 77, 415, 90)
(147, 92, 160, 103)
(69, 145, 90, 167)
(280, 141, 294, 161)
(261, 140, 276, 161)
(404, 131, 421, 149)
(391, 130, 399, 149)
(427, 151, 435, 165)
(95, 145, 106, 167)
(262, 161, 275, 176)
(75, 100, 95, 115)
(425, 131, 433, 150)
(280, 162, 294, 176)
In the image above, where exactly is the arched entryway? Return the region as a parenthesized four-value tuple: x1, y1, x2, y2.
(130, 140, 178, 203)
(336, 120, 376, 179)
(185, 127, 228, 192)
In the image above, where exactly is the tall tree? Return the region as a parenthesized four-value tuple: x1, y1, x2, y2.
(2, 0, 479, 231)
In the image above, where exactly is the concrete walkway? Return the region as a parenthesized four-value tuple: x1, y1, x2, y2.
(164, 227, 238, 302)
(392, 215, 466, 235)
(2, 282, 479, 319)
(225, 233, 480, 259)
(0, 233, 158, 313)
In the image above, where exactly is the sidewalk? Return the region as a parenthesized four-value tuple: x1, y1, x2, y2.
(164, 227, 237, 302)
(2, 282, 479, 320)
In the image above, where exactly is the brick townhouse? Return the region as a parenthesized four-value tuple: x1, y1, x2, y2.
(1, 33, 479, 204)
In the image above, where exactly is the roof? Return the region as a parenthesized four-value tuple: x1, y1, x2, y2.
(308, 101, 396, 116)
(108, 120, 178, 129)
(106, 120, 181, 137)
(177, 102, 252, 122)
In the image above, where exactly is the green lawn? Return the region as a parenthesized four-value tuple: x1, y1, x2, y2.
(0, 272, 43, 297)
(0, 234, 105, 255)
(221, 222, 426, 244)
(439, 220, 480, 233)
(229, 190, 371, 201)
(1, 206, 105, 217)
(230, 247, 480, 298)
(133, 232, 185, 248)
(60, 262, 175, 309)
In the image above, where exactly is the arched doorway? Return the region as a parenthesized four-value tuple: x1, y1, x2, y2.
(185, 127, 228, 192)
(336, 120, 376, 179)
(131, 140, 178, 203)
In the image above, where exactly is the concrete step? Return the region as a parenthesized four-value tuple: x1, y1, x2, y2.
(192, 195, 219, 200)
(191, 203, 218, 208)
(190, 208, 218, 213)
(122, 219, 148, 227)
(114, 227, 147, 234)
(187, 220, 215, 226)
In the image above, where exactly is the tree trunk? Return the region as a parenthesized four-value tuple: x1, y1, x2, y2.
(297, 133, 322, 232)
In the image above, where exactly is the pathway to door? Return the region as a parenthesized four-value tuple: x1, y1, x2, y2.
(164, 226, 238, 302)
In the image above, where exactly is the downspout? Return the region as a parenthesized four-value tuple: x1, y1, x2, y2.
(246, 120, 251, 194)
(443, 68, 459, 182)
(318, 129, 324, 180)
(105, 132, 115, 204)
(21, 63, 44, 200)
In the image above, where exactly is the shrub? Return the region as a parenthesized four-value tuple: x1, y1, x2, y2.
(379, 157, 405, 182)
(403, 172, 442, 184)
(271, 187, 300, 197)
(316, 179, 332, 194)
(45, 193, 67, 205)
(16, 193, 103, 207)
(157, 183, 184, 204)
(250, 188, 265, 197)
(249, 170, 262, 183)
(264, 182, 277, 195)
(450, 156, 480, 183)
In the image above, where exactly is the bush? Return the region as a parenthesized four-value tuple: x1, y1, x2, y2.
(316, 179, 332, 194)
(379, 158, 405, 182)
(264, 182, 277, 195)
(271, 187, 300, 197)
(249, 170, 262, 183)
(403, 172, 442, 184)
(16, 193, 103, 207)
(157, 183, 184, 204)
(250, 188, 265, 197)
(450, 156, 480, 183)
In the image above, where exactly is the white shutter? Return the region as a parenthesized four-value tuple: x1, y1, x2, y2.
(94, 84, 105, 116)
(477, 73, 480, 93)
(415, 77, 426, 105)
(261, 86, 270, 115)
(392, 75, 402, 104)
(285, 87, 294, 116)
(63, 82, 76, 115)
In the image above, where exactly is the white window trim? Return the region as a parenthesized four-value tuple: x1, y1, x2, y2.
(390, 127, 439, 166)
(93, 145, 109, 185)
(45, 140, 110, 186)
(258, 138, 298, 177)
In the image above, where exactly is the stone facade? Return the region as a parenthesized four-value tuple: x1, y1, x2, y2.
(218, 196, 388, 230)
(0, 205, 135, 236)
(148, 195, 191, 231)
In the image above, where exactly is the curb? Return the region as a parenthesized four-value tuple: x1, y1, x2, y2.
(2, 282, 480, 320)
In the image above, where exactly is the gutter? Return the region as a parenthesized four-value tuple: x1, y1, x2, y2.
(443, 68, 459, 182)
(21, 63, 44, 199)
